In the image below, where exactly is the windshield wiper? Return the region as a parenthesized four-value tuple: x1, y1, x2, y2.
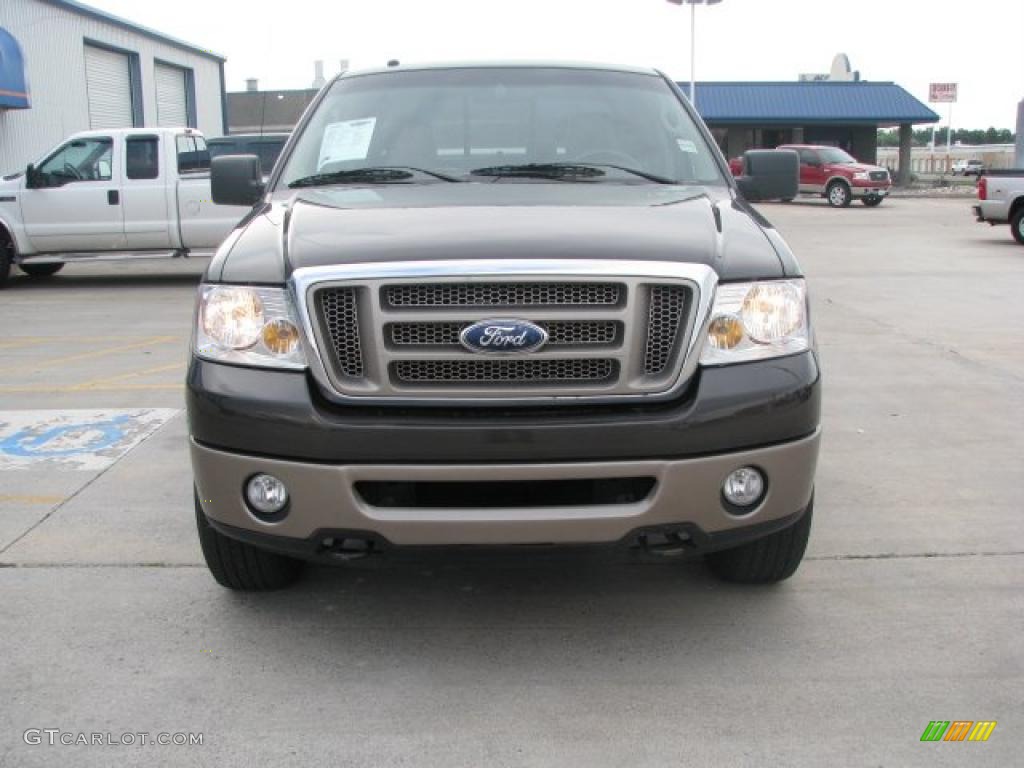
(469, 162, 676, 184)
(288, 166, 461, 188)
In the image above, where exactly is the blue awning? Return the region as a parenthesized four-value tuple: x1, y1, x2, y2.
(683, 81, 939, 126)
(0, 27, 31, 110)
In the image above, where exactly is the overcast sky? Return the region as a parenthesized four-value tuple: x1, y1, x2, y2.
(86, 0, 1023, 129)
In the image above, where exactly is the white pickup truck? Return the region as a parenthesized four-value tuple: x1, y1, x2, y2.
(973, 170, 1024, 245)
(0, 127, 251, 286)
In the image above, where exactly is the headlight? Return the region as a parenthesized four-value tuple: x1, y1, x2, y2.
(853, 171, 870, 181)
(195, 284, 306, 369)
(699, 279, 809, 365)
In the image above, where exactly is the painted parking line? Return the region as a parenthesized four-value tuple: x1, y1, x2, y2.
(68, 363, 184, 391)
(0, 409, 179, 471)
(0, 495, 66, 505)
(1, 336, 182, 376)
(0, 335, 155, 351)
(0, 383, 183, 394)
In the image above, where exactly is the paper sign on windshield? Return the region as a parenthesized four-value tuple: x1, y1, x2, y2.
(318, 117, 376, 169)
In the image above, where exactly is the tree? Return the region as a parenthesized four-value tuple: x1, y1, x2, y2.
(877, 127, 1015, 147)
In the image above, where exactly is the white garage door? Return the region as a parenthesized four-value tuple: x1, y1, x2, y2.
(84, 45, 133, 129)
(155, 63, 188, 127)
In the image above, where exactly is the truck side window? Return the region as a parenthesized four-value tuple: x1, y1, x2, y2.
(126, 137, 160, 180)
(37, 137, 113, 185)
(798, 149, 819, 166)
(176, 134, 211, 174)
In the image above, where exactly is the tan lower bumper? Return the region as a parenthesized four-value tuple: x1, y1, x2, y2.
(191, 430, 820, 546)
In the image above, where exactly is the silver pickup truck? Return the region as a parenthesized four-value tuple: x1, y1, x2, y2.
(0, 128, 251, 285)
(973, 170, 1024, 245)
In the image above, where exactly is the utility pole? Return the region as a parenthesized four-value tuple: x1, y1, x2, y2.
(666, 0, 724, 109)
(1016, 98, 1024, 168)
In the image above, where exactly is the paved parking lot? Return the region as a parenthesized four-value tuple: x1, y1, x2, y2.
(1, 198, 1021, 766)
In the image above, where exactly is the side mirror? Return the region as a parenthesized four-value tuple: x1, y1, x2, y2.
(735, 149, 799, 202)
(25, 163, 44, 189)
(211, 155, 265, 207)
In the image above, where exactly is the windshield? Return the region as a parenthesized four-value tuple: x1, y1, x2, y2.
(276, 67, 725, 189)
(817, 147, 857, 164)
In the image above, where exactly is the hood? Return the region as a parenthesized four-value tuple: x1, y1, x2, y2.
(214, 183, 788, 284)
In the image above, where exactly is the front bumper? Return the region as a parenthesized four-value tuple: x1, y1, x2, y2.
(192, 428, 820, 548)
(187, 352, 820, 464)
(850, 184, 889, 199)
(188, 351, 821, 551)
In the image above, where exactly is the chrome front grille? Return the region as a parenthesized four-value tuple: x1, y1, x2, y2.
(388, 320, 620, 348)
(384, 282, 623, 308)
(316, 287, 364, 378)
(869, 171, 888, 182)
(644, 286, 688, 375)
(392, 358, 616, 385)
(297, 261, 715, 405)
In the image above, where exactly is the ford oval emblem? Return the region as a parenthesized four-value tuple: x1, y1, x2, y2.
(460, 319, 549, 354)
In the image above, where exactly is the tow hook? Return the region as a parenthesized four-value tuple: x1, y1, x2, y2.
(318, 537, 378, 561)
(632, 526, 696, 558)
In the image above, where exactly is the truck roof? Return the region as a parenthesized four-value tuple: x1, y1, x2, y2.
(338, 60, 661, 81)
(66, 127, 207, 141)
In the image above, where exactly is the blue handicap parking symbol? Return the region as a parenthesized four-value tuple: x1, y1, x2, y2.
(0, 414, 132, 458)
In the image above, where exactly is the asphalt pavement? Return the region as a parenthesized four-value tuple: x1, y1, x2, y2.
(0, 198, 1021, 766)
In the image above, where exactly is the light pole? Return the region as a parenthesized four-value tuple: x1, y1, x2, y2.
(666, 0, 724, 107)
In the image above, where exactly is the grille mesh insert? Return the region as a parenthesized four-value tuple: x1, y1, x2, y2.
(392, 359, 616, 385)
(643, 286, 687, 375)
(384, 282, 623, 308)
(389, 321, 619, 347)
(316, 288, 365, 378)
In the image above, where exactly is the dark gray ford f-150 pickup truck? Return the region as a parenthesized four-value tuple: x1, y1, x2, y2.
(189, 62, 820, 590)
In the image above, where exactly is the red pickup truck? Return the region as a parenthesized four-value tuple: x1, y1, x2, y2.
(730, 144, 891, 207)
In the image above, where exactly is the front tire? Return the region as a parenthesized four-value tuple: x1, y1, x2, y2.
(1011, 208, 1024, 245)
(705, 499, 813, 584)
(861, 196, 883, 207)
(195, 495, 304, 591)
(826, 181, 851, 208)
(0, 231, 12, 288)
(19, 262, 64, 277)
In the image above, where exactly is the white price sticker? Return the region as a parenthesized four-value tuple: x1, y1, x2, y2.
(318, 117, 377, 169)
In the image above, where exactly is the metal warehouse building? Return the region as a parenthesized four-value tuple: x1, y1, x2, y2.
(0, 0, 226, 174)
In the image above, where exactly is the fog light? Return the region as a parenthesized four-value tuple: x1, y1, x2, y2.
(245, 474, 289, 518)
(722, 467, 765, 508)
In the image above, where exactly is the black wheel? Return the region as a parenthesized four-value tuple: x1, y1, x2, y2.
(0, 230, 12, 288)
(1011, 208, 1024, 246)
(705, 498, 813, 584)
(861, 196, 883, 207)
(195, 494, 304, 591)
(826, 181, 851, 208)
(19, 262, 64, 277)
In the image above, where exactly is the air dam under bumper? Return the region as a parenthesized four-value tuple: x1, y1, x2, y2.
(191, 429, 819, 548)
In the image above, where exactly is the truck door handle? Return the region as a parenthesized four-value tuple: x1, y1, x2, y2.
(108, 190, 120, 205)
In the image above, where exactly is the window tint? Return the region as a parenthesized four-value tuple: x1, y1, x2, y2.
(817, 147, 856, 164)
(207, 139, 241, 159)
(176, 134, 210, 173)
(798, 149, 818, 165)
(253, 141, 285, 174)
(38, 137, 113, 182)
(279, 68, 725, 187)
(126, 137, 159, 180)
